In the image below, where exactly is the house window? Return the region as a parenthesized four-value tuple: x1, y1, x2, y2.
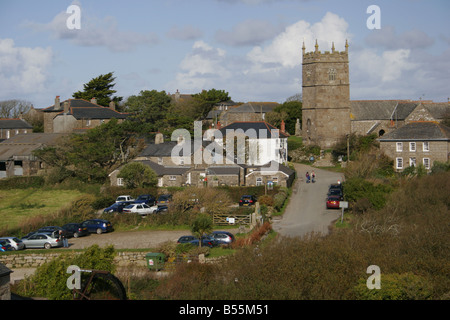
(157, 157, 163, 165)
(396, 142, 403, 152)
(409, 142, 416, 152)
(86, 119, 91, 126)
(396, 157, 403, 170)
(117, 178, 124, 186)
(423, 158, 430, 169)
(272, 177, 278, 185)
(180, 158, 184, 166)
(169, 175, 177, 181)
(409, 157, 416, 167)
(423, 142, 430, 152)
(256, 177, 263, 186)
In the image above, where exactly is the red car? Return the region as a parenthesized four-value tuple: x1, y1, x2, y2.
(326, 195, 340, 209)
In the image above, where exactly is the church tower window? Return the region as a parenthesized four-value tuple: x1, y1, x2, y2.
(328, 68, 336, 81)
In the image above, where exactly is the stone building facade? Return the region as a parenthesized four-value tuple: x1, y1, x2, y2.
(302, 40, 351, 149)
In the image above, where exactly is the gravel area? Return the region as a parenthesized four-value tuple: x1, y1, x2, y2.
(64, 229, 192, 250)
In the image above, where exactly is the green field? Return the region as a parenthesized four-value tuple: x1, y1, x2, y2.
(0, 189, 84, 230)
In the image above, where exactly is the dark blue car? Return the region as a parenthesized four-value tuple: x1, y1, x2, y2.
(81, 219, 113, 234)
(103, 201, 133, 214)
(177, 235, 218, 248)
(134, 194, 156, 206)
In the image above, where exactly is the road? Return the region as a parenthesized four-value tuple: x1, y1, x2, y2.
(272, 163, 345, 238)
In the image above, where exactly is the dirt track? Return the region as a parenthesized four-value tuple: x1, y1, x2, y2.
(65, 229, 192, 250)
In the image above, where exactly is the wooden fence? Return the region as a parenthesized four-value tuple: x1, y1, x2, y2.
(213, 213, 253, 226)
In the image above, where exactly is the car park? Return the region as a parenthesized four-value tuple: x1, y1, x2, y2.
(239, 195, 257, 206)
(122, 203, 154, 216)
(208, 231, 235, 245)
(21, 232, 63, 249)
(81, 219, 113, 234)
(62, 223, 89, 238)
(0, 237, 25, 250)
(156, 194, 172, 206)
(134, 194, 156, 206)
(115, 195, 135, 203)
(326, 195, 341, 209)
(103, 201, 133, 214)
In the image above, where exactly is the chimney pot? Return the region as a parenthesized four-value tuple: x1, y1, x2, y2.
(90, 97, 97, 104)
(55, 96, 61, 110)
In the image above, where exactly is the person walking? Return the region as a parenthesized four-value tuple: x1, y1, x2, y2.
(306, 172, 310, 183)
(311, 171, 316, 183)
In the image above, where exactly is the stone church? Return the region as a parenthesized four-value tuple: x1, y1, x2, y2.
(301, 40, 449, 149)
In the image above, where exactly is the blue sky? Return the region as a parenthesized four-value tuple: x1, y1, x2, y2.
(0, 0, 449, 108)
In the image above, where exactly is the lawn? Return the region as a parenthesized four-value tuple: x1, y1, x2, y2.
(0, 189, 84, 230)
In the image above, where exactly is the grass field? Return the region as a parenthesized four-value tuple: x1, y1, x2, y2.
(0, 189, 84, 230)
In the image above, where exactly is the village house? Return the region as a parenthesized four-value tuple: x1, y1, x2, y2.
(218, 102, 279, 127)
(41, 96, 128, 133)
(0, 118, 33, 140)
(0, 133, 66, 178)
(378, 121, 450, 172)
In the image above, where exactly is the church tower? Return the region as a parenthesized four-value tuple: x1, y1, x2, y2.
(302, 40, 351, 148)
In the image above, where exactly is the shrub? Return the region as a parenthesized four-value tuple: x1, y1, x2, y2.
(16, 245, 116, 300)
(0, 176, 45, 189)
(354, 272, 433, 300)
(258, 195, 274, 207)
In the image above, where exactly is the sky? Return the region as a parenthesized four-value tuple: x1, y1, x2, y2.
(0, 0, 449, 109)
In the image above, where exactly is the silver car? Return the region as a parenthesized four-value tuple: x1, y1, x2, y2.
(0, 237, 25, 250)
(21, 233, 63, 249)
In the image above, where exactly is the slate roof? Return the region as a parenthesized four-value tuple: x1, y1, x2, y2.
(0, 118, 33, 129)
(206, 166, 241, 175)
(0, 262, 12, 277)
(0, 133, 67, 160)
(350, 100, 449, 121)
(218, 121, 288, 138)
(244, 161, 295, 177)
(43, 99, 128, 120)
(378, 122, 450, 141)
(350, 101, 418, 121)
(226, 102, 279, 113)
(135, 160, 190, 176)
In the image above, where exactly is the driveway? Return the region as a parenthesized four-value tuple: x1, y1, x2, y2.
(272, 163, 344, 238)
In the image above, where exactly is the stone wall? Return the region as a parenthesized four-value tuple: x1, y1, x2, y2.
(0, 251, 148, 269)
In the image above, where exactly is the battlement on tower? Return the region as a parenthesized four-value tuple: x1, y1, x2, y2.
(302, 40, 349, 64)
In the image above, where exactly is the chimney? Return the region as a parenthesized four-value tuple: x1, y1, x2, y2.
(90, 97, 97, 104)
(280, 119, 285, 134)
(155, 132, 164, 144)
(54, 96, 61, 110)
(63, 101, 69, 114)
(109, 101, 116, 111)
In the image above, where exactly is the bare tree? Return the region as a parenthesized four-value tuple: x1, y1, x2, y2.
(0, 99, 33, 118)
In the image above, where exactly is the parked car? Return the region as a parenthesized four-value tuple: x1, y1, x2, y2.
(37, 226, 64, 237)
(21, 233, 62, 249)
(154, 205, 168, 213)
(326, 195, 341, 209)
(327, 188, 344, 200)
(177, 235, 218, 248)
(115, 195, 135, 203)
(239, 195, 257, 206)
(134, 194, 156, 206)
(103, 201, 133, 214)
(0, 237, 25, 250)
(81, 219, 113, 234)
(122, 203, 154, 216)
(0, 240, 13, 252)
(156, 194, 172, 206)
(62, 223, 89, 238)
(208, 231, 235, 245)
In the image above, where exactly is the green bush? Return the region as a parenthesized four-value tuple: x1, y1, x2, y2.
(354, 272, 433, 300)
(16, 245, 116, 300)
(0, 176, 45, 189)
(343, 177, 393, 210)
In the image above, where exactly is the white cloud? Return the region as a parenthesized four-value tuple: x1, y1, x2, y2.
(23, 4, 159, 52)
(166, 25, 203, 41)
(0, 38, 53, 97)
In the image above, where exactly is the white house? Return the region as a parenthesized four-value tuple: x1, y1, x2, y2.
(212, 121, 289, 166)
